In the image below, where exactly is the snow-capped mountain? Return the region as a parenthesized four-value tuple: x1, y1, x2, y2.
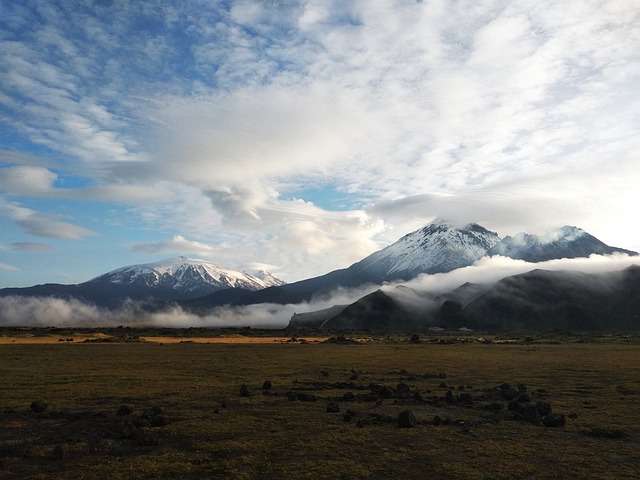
(486, 226, 637, 262)
(88, 256, 285, 298)
(185, 222, 503, 309)
(350, 222, 501, 281)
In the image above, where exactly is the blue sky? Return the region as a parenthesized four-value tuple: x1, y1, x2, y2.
(1, 0, 639, 288)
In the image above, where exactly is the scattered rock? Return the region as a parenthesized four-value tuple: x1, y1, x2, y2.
(326, 402, 340, 413)
(30, 401, 47, 413)
(117, 405, 133, 416)
(519, 405, 541, 424)
(397, 410, 417, 428)
(458, 392, 473, 406)
(432, 415, 442, 426)
(239, 385, 251, 397)
(410, 334, 420, 344)
(356, 418, 370, 428)
(262, 380, 272, 390)
(445, 390, 457, 404)
(483, 402, 504, 412)
(343, 409, 358, 422)
(543, 413, 566, 427)
(536, 401, 552, 416)
(135, 430, 159, 446)
(396, 382, 410, 393)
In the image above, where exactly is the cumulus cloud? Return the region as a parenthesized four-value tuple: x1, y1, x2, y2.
(1, 1, 639, 285)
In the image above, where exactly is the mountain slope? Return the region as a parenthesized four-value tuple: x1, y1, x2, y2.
(487, 226, 636, 262)
(184, 222, 501, 310)
(88, 256, 284, 297)
(298, 265, 640, 331)
(435, 265, 640, 331)
(0, 257, 285, 308)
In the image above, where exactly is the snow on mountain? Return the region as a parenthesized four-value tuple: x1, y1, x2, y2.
(350, 222, 502, 281)
(486, 226, 638, 262)
(87, 256, 285, 298)
(243, 269, 287, 288)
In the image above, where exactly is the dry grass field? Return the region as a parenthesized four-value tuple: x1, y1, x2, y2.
(1, 328, 639, 479)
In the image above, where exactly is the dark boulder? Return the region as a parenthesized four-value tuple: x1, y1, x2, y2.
(117, 405, 133, 416)
(239, 385, 251, 397)
(543, 413, 566, 427)
(326, 402, 340, 413)
(30, 401, 47, 413)
(397, 410, 417, 428)
(536, 401, 552, 416)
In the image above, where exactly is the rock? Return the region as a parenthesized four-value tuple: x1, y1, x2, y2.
(516, 393, 531, 403)
(410, 334, 420, 343)
(30, 401, 47, 413)
(502, 388, 519, 401)
(543, 413, 566, 427)
(517, 383, 527, 393)
(519, 405, 540, 424)
(120, 419, 138, 439)
(262, 380, 272, 390)
(483, 402, 504, 412)
(458, 392, 473, 405)
(396, 382, 410, 393)
(432, 415, 442, 426)
(536, 401, 552, 416)
(445, 390, 457, 404)
(356, 418, 369, 428)
(239, 385, 251, 397)
(117, 405, 133, 416)
(135, 430, 159, 446)
(397, 410, 417, 428)
(343, 409, 358, 422)
(296, 393, 317, 402)
(380, 386, 394, 399)
(326, 402, 340, 413)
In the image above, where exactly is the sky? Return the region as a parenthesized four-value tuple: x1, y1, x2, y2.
(1, 0, 639, 289)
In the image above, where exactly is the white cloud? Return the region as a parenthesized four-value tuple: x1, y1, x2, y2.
(1, 0, 639, 285)
(0, 262, 19, 272)
(0, 201, 97, 240)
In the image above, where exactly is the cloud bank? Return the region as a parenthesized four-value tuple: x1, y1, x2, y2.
(1, 254, 636, 328)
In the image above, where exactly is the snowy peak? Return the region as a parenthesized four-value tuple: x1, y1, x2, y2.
(243, 269, 287, 288)
(87, 257, 285, 298)
(351, 222, 501, 281)
(487, 225, 637, 262)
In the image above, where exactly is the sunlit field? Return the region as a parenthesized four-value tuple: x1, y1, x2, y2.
(1, 329, 639, 479)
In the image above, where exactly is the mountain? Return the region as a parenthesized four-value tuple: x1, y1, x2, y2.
(294, 265, 640, 331)
(434, 265, 640, 331)
(0, 257, 285, 308)
(486, 225, 636, 262)
(350, 222, 501, 280)
(183, 222, 501, 310)
(88, 256, 284, 297)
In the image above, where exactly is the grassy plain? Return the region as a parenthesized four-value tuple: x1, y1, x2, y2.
(1, 329, 639, 479)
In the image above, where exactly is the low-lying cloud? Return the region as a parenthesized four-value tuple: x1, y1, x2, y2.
(1, 253, 637, 329)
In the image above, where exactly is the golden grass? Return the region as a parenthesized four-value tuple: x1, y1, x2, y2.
(1, 333, 639, 479)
